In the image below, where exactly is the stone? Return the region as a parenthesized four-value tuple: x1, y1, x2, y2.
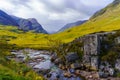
(109, 68, 114, 76)
(115, 59, 120, 71)
(90, 56, 99, 70)
(66, 52, 79, 62)
(115, 37, 120, 44)
(82, 34, 100, 69)
(63, 71, 72, 78)
(54, 58, 62, 65)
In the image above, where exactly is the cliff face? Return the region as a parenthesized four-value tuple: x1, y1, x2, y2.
(83, 34, 100, 69)
(11, 16, 48, 34)
(18, 18, 48, 33)
(75, 30, 120, 77)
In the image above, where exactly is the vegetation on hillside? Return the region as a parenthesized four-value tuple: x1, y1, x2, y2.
(47, 38, 83, 64)
(0, 37, 44, 80)
(100, 31, 120, 66)
(0, 1, 119, 49)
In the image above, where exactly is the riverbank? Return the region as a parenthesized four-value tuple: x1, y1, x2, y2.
(79, 70, 120, 80)
(10, 49, 83, 80)
(10, 49, 120, 80)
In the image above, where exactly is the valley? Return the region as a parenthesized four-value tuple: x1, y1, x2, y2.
(1, 0, 120, 80)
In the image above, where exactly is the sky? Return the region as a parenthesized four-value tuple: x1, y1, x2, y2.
(0, 0, 114, 32)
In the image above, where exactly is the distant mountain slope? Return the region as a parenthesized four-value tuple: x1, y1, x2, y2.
(0, 10, 18, 26)
(1, 0, 120, 49)
(0, 10, 47, 33)
(11, 16, 47, 33)
(58, 20, 87, 32)
(50, 0, 120, 42)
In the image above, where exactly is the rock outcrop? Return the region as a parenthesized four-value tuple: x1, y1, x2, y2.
(11, 16, 48, 33)
(82, 34, 100, 69)
(0, 10, 47, 33)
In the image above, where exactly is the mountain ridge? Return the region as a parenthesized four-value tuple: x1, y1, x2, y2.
(11, 16, 48, 33)
(1, 0, 120, 49)
(58, 20, 87, 32)
(0, 10, 47, 34)
(0, 10, 18, 26)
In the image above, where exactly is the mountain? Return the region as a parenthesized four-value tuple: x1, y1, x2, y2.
(58, 20, 87, 32)
(0, 10, 18, 26)
(51, 0, 120, 40)
(11, 16, 47, 33)
(0, 10, 47, 34)
(1, 0, 120, 49)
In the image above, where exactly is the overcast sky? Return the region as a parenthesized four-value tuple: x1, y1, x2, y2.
(0, 0, 113, 32)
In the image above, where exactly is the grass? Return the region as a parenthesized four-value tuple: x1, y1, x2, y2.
(0, 1, 120, 79)
(0, 40, 44, 80)
(0, 1, 120, 49)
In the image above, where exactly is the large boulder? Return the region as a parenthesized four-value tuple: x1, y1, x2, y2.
(66, 52, 79, 62)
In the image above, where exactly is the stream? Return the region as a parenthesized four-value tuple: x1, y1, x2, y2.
(11, 49, 82, 80)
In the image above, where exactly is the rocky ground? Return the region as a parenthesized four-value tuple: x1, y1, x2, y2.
(9, 49, 120, 80)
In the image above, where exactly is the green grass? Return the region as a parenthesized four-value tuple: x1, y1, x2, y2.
(0, 40, 44, 80)
(0, 1, 120, 49)
(0, 2, 120, 79)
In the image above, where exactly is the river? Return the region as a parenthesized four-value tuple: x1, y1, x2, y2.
(11, 49, 83, 80)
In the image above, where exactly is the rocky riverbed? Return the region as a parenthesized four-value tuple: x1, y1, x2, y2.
(10, 49, 83, 80)
(9, 49, 120, 80)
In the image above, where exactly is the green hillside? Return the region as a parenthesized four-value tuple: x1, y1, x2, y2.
(0, 39, 44, 80)
(1, 0, 120, 49)
(51, 0, 120, 42)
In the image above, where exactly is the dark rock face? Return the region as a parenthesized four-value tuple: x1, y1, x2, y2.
(0, 10, 18, 26)
(81, 32, 116, 70)
(82, 34, 100, 69)
(58, 20, 87, 32)
(11, 16, 48, 33)
(66, 52, 79, 62)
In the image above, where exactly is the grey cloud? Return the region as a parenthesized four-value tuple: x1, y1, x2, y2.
(0, 0, 114, 32)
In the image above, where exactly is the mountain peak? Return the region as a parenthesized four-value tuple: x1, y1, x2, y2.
(28, 18, 38, 24)
(0, 10, 47, 34)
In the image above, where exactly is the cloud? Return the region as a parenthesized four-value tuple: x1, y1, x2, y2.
(0, 0, 114, 32)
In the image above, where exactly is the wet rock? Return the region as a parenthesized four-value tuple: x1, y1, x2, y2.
(66, 52, 79, 62)
(63, 71, 72, 78)
(32, 57, 45, 63)
(75, 70, 81, 76)
(54, 58, 62, 65)
(99, 62, 115, 78)
(38, 69, 51, 75)
(115, 59, 120, 71)
(109, 68, 114, 76)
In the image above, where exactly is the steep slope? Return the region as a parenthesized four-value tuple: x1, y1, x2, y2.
(0, 10, 47, 34)
(50, 0, 120, 42)
(58, 20, 87, 32)
(28, 18, 48, 33)
(0, 10, 18, 26)
(1, 0, 120, 49)
(11, 16, 48, 33)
